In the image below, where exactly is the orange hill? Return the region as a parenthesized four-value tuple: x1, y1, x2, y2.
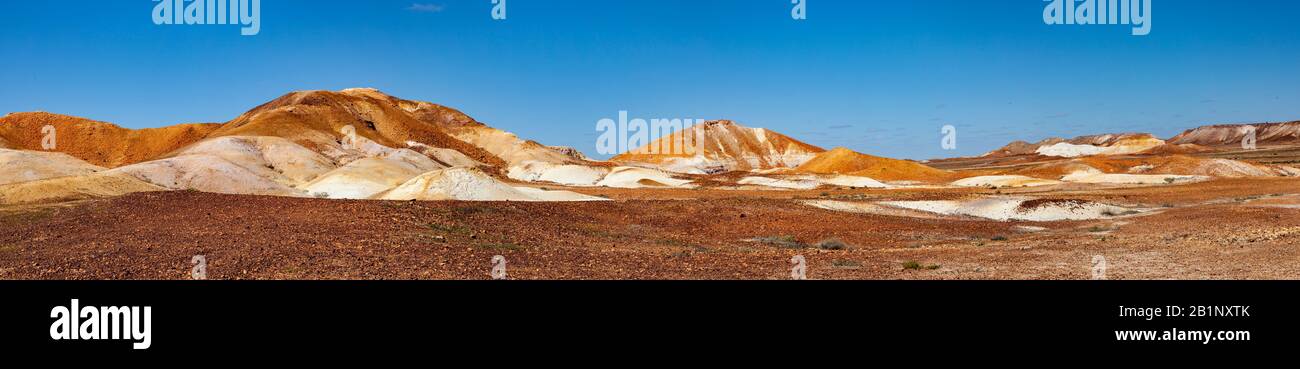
(1004, 155, 1279, 179)
(611, 120, 825, 173)
(0, 112, 219, 168)
(210, 88, 506, 169)
(1, 89, 512, 171)
(796, 147, 954, 183)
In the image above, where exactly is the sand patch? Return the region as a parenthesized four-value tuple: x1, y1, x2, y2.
(0, 172, 163, 205)
(952, 175, 1060, 188)
(507, 161, 610, 186)
(168, 136, 336, 186)
(1061, 169, 1207, 185)
(595, 167, 695, 189)
(872, 197, 1140, 222)
(0, 149, 105, 186)
(106, 155, 302, 196)
(737, 176, 821, 190)
(300, 156, 440, 199)
(378, 167, 606, 202)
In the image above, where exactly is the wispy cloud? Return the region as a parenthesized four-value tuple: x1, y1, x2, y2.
(827, 124, 853, 129)
(407, 3, 445, 13)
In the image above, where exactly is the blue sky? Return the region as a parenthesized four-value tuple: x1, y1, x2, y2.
(2, 0, 1298, 159)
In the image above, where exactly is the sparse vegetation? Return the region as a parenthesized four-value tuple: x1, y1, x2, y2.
(427, 223, 472, 235)
(832, 259, 861, 268)
(991, 235, 1008, 241)
(816, 238, 849, 250)
(0, 208, 54, 227)
(1088, 225, 1111, 233)
(902, 261, 940, 270)
(750, 235, 806, 249)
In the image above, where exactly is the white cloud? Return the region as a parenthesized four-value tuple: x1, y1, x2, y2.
(407, 3, 445, 13)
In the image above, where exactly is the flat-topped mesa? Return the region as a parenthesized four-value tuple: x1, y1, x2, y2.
(610, 119, 825, 174)
(979, 132, 1165, 159)
(1169, 121, 1300, 147)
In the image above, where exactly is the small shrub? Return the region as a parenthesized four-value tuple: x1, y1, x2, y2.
(832, 259, 861, 268)
(427, 223, 472, 235)
(902, 261, 941, 270)
(751, 235, 806, 249)
(991, 235, 1008, 241)
(816, 238, 849, 250)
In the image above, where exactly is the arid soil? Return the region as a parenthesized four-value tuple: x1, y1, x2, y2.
(2, 178, 1298, 280)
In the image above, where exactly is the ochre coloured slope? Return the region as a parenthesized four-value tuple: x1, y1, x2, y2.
(0, 112, 219, 167)
(982, 133, 1164, 158)
(795, 147, 954, 183)
(208, 89, 507, 170)
(395, 97, 605, 167)
(1169, 121, 1300, 147)
(611, 120, 826, 173)
(1004, 155, 1279, 179)
(1138, 143, 1216, 155)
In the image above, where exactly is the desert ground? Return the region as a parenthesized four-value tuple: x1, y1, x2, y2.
(3, 177, 1297, 280)
(2, 89, 1298, 280)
